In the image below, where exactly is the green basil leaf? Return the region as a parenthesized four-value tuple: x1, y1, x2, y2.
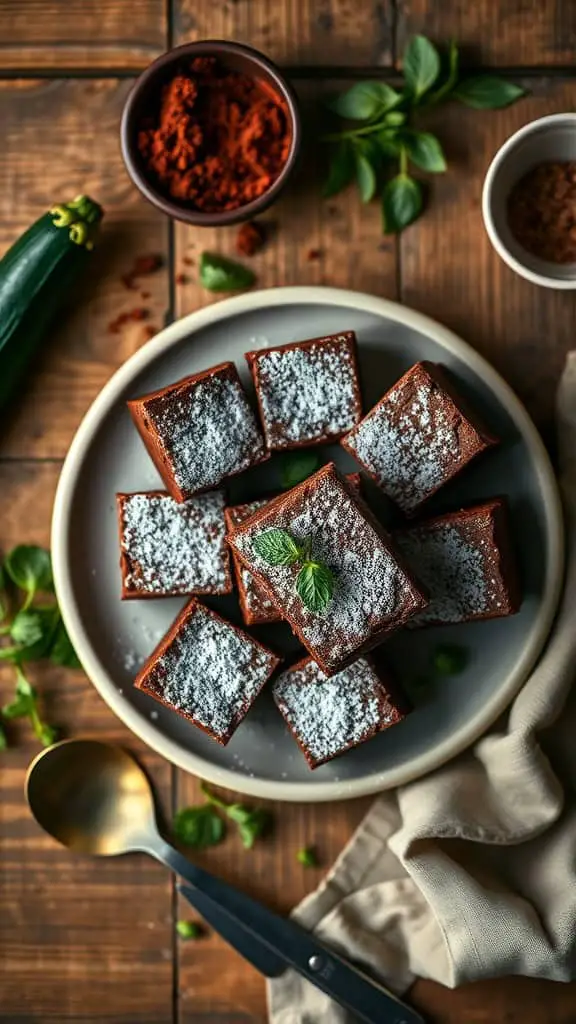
(355, 153, 377, 203)
(322, 142, 356, 198)
(296, 562, 334, 613)
(383, 111, 406, 127)
(10, 610, 44, 647)
(279, 451, 321, 489)
(403, 35, 441, 99)
(329, 82, 400, 120)
(253, 529, 302, 567)
(0, 722, 7, 751)
(454, 76, 526, 109)
(37, 722, 58, 748)
(4, 546, 53, 602)
(428, 39, 459, 104)
(231, 807, 271, 849)
(199, 252, 255, 293)
(15, 670, 35, 698)
(2, 694, 33, 719)
(373, 132, 401, 161)
(382, 174, 424, 233)
(173, 805, 225, 848)
(403, 131, 447, 173)
(49, 619, 81, 668)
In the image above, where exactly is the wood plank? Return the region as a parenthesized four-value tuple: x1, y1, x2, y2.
(0, 462, 174, 1023)
(172, 0, 394, 67)
(0, 0, 166, 71)
(173, 79, 398, 318)
(399, 77, 576, 441)
(410, 976, 576, 1023)
(0, 79, 169, 460)
(397, 0, 576, 69)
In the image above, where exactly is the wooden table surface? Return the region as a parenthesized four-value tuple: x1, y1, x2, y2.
(1, 3, 575, 1022)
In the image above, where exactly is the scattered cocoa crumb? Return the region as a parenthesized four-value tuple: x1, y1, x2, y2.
(183, 256, 195, 266)
(141, 290, 151, 299)
(507, 162, 576, 263)
(143, 325, 157, 340)
(122, 253, 163, 289)
(236, 221, 266, 257)
(307, 248, 321, 261)
(175, 272, 189, 285)
(108, 308, 150, 333)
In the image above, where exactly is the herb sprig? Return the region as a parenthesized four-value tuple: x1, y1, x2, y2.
(323, 35, 526, 233)
(0, 545, 79, 749)
(253, 529, 334, 613)
(173, 784, 272, 851)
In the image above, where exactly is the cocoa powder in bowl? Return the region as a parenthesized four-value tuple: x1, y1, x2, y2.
(507, 161, 576, 263)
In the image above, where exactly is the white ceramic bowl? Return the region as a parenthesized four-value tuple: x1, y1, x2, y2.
(482, 113, 576, 289)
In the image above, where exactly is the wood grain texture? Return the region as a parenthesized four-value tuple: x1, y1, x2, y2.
(174, 80, 398, 319)
(0, 0, 166, 71)
(400, 77, 576, 441)
(172, 0, 394, 67)
(0, 462, 174, 1023)
(0, 79, 169, 460)
(397, 0, 576, 68)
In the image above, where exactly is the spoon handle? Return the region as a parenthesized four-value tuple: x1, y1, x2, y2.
(153, 841, 425, 1024)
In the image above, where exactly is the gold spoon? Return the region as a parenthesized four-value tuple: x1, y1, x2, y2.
(26, 739, 425, 1024)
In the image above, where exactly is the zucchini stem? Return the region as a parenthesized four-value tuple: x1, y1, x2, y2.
(49, 194, 103, 249)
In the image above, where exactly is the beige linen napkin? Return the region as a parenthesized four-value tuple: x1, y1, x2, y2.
(268, 353, 576, 1023)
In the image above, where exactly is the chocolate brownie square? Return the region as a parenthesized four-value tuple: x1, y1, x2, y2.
(245, 331, 362, 450)
(224, 473, 362, 627)
(227, 463, 427, 675)
(395, 497, 521, 627)
(342, 361, 498, 515)
(128, 361, 268, 501)
(117, 489, 232, 599)
(273, 656, 408, 768)
(134, 599, 280, 745)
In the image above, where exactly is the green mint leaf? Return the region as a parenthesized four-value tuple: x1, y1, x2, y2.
(383, 111, 406, 127)
(4, 546, 53, 605)
(432, 644, 469, 676)
(403, 131, 447, 173)
(176, 920, 202, 940)
(373, 132, 401, 161)
(37, 722, 58, 748)
(453, 76, 526, 109)
(382, 174, 424, 233)
(355, 152, 377, 203)
(329, 82, 400, 121)
(199, 252, 255, 293)
(49, 618, 81, 668)
(296, 846, 318, 867)
(0, 722, 7, 750)
(10, 610, 44, 647)
(322, 142, 355, 198)
(2, 694, 33, 719)
(173, 805, 226, 848)
(279, 451, 321, 489)
(403, 35, 441, 99)
(229, 806, 271, 849)
(15, 669, 34, 698)
(296, 561, 334, 613)
(253, 529, 302, 567)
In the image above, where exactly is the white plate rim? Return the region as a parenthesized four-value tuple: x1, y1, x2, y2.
(51, 286, 565, 802)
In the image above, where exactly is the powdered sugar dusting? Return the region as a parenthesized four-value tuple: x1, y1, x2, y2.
(345, 364, 474, 513)
(231, 468, 423, 671)
(253, 333, 360, 447)
(273, 658, 394, 766)
(146, 367, 266, 494)
(120, 491, 229, 595)
(140, 603, 278, 741)
(396, 507, 508, 625)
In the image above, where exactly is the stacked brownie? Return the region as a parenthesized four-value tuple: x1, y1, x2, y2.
(116, 331, 520, 766)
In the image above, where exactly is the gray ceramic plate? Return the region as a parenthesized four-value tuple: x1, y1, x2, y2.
(52, 287, 564, 802)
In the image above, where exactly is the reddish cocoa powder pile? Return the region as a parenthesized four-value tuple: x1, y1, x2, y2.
(236, 220, 266, 256)
(507, 161, 576, 263)
(138, 57, 291, 213)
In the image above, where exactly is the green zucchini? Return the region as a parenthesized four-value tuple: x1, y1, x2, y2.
(0, 194, 104, 412)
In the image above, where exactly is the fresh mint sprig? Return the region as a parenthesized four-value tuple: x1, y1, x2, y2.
(323, 34, 526, 233)
(0, 544, 80, 750)
(253, 529, 334, 613)
(201, 783, 272, 849)
(173, 786, 272, 851)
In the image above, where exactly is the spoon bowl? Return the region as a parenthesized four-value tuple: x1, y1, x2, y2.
(26, 739, 157, 856)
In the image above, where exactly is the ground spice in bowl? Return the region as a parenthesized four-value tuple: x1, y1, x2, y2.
(507, 161, 576, 263)
(137, 57, 292, 214)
